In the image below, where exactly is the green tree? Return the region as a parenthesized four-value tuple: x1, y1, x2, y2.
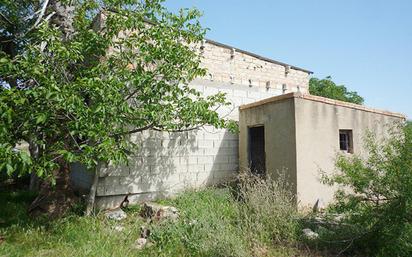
(309, 76, 364, 104)
(322, 123, 412, 256)
(0, 0, 235, 214)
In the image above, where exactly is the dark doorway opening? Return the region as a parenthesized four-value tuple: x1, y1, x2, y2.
(248, 126, 266, 177)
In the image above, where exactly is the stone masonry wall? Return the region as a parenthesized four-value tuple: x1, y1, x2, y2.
(76, 39, 311, 209)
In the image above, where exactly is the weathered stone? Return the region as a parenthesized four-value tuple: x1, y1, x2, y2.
(105, 208, 127, 221)
(140, 202, 179, 222)
(133, 238, 148, 250)
(302, 228, 319, 240)
(140, 226, 150, 238)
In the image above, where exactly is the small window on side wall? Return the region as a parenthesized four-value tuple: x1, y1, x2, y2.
(339, 130, 353, 153)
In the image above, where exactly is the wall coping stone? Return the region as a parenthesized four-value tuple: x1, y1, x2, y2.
(239, 92, 406, 119)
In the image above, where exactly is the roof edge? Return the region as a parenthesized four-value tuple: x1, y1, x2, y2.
(239, 92, 406, 119)
(205, 39, 313, 74)
(94, 12, 312, 74)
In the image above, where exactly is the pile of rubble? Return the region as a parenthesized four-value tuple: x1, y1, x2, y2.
(104, 202, 180, 250)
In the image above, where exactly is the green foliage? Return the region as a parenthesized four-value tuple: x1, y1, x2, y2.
(322, 123, 412, 256)
(0, 188, 305, 257)
(309, 76, 364, 104)
(0, 190, 146, 257)
(0, 190, 37, 228)
(0, 0, 236, 180)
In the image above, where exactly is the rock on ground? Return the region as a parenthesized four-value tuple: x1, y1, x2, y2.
(302, 228, 319, 240)
(140, 226, 150, 238)
(140, 202, 179, 222)
(133, 238, 147, 250)
(105, 208, 127, 221)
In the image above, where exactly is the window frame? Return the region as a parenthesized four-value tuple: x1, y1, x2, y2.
(339, 129, 354, 154)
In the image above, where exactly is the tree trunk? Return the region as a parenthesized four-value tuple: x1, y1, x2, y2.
(28, 139, 40, 191)
(49, 0, 75, 41)
(85, 163, 100, 216)
(13, 1, 79, 218)
(29, 173, 40, 191)
(26, 0, 79, 218)
(28, 158, 78, 218)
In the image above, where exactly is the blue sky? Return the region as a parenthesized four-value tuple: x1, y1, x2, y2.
(165, 0, 412, 118)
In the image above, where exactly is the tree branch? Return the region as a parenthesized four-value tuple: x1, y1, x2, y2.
(152, 124, 205, 133)
(110, 123, 154, 137)
(32, 0, 50, 28)
(0, 11, 13, 25)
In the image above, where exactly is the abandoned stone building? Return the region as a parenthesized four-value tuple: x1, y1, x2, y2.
(71, 38, 405, 209)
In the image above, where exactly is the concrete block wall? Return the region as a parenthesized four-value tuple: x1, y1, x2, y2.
(95, 80, 285, 209)
(70, 163, 94, 194)
(199, 40, 310, 93)
(87, 39, 311, 209)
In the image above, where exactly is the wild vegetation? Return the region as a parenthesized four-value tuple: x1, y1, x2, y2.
(0, 178, 307, 257)
(316, 123, 412, 256)
(1, 122, 410, 256)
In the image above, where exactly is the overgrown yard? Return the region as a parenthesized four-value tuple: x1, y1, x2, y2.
(4, 122, 411, 257)
(0, 187, 319, 257)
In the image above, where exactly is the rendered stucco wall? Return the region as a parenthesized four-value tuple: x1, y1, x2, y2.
(239, 97, 298, 195)
(294, 97, 403, 208)
(239, 93, 404, 209)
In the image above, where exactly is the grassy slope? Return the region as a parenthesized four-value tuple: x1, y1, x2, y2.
(0, 188, 307, 257)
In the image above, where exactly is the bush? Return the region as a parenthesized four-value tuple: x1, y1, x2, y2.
(146, 188, 248, 257)
(146, 173, 303, 256)
(236, 171, 300, 248)
(322, 123, 412, 256)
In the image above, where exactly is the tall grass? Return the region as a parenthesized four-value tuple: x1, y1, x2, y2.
(236, 171, 301, 249)
(0, 173, 306, 257)
(146, 188, 248, 257)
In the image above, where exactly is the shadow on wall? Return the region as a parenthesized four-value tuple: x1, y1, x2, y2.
(70, 162, 94, 195)
(89, 127, 239, 209)
(205, 129, 239, 187)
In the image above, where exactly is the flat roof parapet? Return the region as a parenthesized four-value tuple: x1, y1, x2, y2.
(239, 92, 406, 119)
(205, 39, 313, 74)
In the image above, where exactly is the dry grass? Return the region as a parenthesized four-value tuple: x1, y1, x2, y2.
(236, 171, 301, 249)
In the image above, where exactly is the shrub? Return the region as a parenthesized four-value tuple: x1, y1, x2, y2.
(146, 188, 248, 257)
(322, 123, 412, 256)
(236, 171, 300, 248)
